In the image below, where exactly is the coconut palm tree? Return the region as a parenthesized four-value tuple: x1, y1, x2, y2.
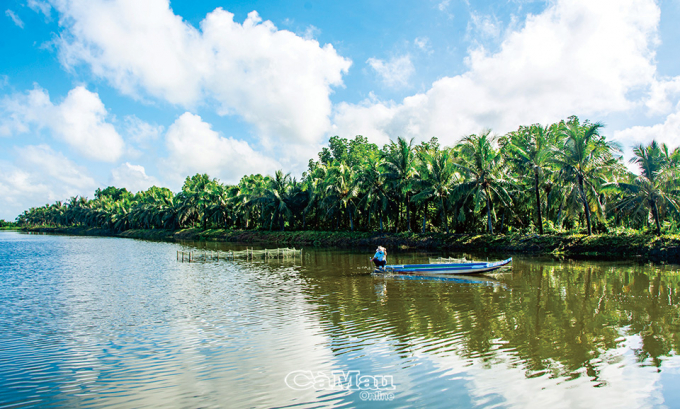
(323, 162, 360, 231)
(616, 141, 680, 235)
(503, 124, 555, 234)
(552, 117, 618, 235)
(384, 136, 418, 231)
(357, 156, 390, 232)
(454, 131, 513, 234)
(412, 148, 460, 233)
(258, 170, 296, 231)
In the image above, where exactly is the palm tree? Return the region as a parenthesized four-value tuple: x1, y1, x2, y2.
(258, 170, 295, 231)
(177, 174, 219, 229)
(616, 141, 680, 235)
(357, 156, 389, 232)
(503, 124, 554, 234)
(412, 148, 460, 233)
(553, 117, 618, 235)
(384, 137, 418, 231)
(323, 162, 360, 231)
(454, 131, 513, 234)
(300, 162, 328, 230)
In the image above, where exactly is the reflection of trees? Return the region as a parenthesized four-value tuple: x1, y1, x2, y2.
(298, 254, 680, 382)
(615, 270, 680, 368)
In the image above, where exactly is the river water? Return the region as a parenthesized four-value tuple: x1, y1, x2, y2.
(1, 231, 679, 408)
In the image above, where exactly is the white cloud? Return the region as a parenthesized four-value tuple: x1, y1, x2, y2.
(53, 1, 351, 145)
(124, 115, 163, 145)
(645, 76, 680, 114)
(0, 85, 125, 162)
(613, 109, 680, 155)
(0, 145, 97, 219)
(5, 9, 24, 28)
(17, 145, 96, 188)
(467, 12, 501, 40)
(438, 0, 451, 12)
(28, 0, 51, 18)
(334, 0, 661, 145)
(367, 55, 415, 88)
(414, 37, 432, 54)
(162, 112, 280, 187)
(110, 162, 160, 193)
(303, 25, 321, 40)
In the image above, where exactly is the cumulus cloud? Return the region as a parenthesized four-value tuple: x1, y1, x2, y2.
(162, 112, 280, 187)
(645, 76, 680, 114)
(5, 9, 24, 28)
(367, 55, 415, 88)
(334, 0, 661, 145)
(0, 85, 125, 162)
(0, 145, 97, 219)
(110, 162, 160, 193)
(614, 109, 680, 155)
(52, 0, 351, 145)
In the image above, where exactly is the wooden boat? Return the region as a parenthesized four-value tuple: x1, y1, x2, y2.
(378, 257, 512, 275)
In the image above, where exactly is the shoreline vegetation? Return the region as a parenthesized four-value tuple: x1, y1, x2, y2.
(12, 116, 680, 265)
(20, 226, 680, 264)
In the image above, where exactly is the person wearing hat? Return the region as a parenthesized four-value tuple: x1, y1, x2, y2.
(371, 246, 387, 269)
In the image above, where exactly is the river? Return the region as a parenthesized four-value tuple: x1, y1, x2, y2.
(1, 231, 679, 408)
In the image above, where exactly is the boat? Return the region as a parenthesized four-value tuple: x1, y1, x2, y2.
(376, 257, 512, 275)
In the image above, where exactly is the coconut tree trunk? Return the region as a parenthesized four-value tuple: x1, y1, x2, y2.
(578, 175, 592, 235)
(406, 194, 411, 232)
(421, 205, 427, 233)
(379, 212, 384, 233)
(534, 168, 544, 235)
(440, 197, 448, 233)
(396, 202, 401, 233)
(486, 190, 494, 234)
(652, 200, 662, 236)
(349, 208, 354, 232)
(499, 209, 505, 234)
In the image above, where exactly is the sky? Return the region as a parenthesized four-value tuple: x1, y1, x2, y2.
(2, 0, 680, 220)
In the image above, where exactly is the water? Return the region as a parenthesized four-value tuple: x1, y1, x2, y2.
(1, 231, 679, 408)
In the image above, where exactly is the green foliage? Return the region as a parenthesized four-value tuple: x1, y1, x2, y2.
(15, 116, 680, 237)
(0, 219, 18, 229)
(95, 186, 132, 201)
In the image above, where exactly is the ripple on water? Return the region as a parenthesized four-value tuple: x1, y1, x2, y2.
(2, 232, 680, 408)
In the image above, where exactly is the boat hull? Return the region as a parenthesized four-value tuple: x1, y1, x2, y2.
(381, 258, 512, 275)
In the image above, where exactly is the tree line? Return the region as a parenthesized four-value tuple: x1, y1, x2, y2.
(16, 116, 680, 236)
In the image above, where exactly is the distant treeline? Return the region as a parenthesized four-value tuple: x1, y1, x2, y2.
(0, 220, 17, 228)
(15, 116, 680, 236)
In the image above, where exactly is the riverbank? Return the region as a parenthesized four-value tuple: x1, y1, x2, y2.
(18, 226, 680, 264)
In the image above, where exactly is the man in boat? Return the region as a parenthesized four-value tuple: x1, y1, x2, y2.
(371, 246, 387, 269)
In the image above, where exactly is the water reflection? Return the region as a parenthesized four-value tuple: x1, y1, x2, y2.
(1, 231, 679, 408)
(293, 254, 680, 407)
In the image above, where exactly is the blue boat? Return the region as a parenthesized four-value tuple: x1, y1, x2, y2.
(379, 257, 512, 275)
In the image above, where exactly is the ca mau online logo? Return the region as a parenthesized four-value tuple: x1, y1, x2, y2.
(285, 370, 396, 392)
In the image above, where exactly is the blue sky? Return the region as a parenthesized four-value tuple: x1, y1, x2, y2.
(2, 0, 680, 220)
